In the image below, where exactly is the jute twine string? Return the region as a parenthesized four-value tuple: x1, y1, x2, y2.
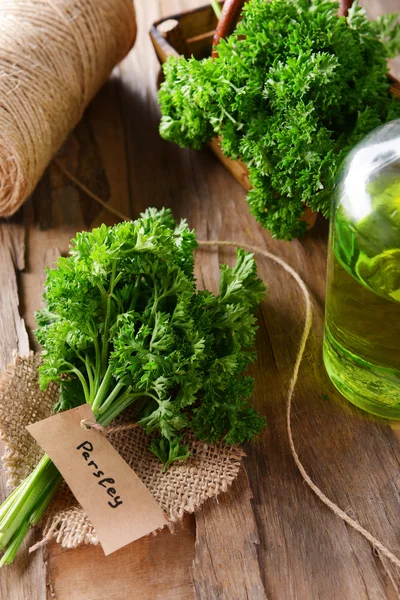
(80, 419, 140, 435)
(50, 164, 400, 570)
(201, 240, 400, 572)
(0, 0, 136, 217)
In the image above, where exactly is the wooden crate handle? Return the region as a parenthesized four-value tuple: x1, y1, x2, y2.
(338, 0, 353, 16)
(212, 0, 354, 57)
(212, 0, 246, 57)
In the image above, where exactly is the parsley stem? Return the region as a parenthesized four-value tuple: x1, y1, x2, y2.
(0, 462, 62, 566)
(0, 456, 59, 549)
(0, 481, 25, 522)
(101, 261, 117, 372)
(65, 365, 90, 404)
(96, 382, 125, 415)
(29, 474, 62, 527)
(0, 521, 30, 567)
(93, 336, 102, 391)
(98, 392, 144, 427)
(129, 276, 141, 311)
(91, 364, 113, 413)
(211, 0, 222, 19)
(150, 283, 159, 319)
(85, 357, 95, 403)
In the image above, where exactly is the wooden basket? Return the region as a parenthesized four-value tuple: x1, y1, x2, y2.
(150, 1, 400, 229)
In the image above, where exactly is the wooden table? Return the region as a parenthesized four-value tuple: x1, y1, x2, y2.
(1, 1, 400, 598)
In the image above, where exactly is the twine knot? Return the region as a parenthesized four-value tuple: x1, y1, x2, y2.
(80, 419, 105, 431)
(80, 419, 140, 436)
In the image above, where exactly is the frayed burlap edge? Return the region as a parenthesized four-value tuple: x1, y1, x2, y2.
(0, 354, 244, 550)
(0, 353, 58, 485)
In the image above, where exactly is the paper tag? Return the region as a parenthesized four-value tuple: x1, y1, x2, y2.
(27, 404, 167, 556)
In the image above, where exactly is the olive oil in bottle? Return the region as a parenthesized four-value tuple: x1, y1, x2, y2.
(323, 121, 400, 418)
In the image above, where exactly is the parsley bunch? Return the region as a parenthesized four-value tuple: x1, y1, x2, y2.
(0, 208, 265, 565)
(159, 0, 400, 239)
(37, 207, 265, 463)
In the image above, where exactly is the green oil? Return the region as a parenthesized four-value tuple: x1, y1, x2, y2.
(323, 170, 400, 418)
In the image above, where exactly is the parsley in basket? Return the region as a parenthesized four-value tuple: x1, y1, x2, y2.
(158, 0, 400, 239)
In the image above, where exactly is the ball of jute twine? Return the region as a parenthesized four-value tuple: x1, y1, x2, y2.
(54, 163, 400, 572)
(0, 0, 136, 217)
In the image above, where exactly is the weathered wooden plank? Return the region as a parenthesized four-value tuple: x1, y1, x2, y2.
(193, 469, 266, 600)
(0, 220, 29, 365)
(47, 516, 196, 600)
(0, 216, 47, 600)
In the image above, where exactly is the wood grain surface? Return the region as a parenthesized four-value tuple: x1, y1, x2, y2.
(0, 0, 400, 598)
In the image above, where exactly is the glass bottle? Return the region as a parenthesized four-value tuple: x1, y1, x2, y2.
(323, 120, 400, 419)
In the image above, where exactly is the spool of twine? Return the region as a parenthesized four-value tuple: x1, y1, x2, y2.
(0, 0, 136, 217)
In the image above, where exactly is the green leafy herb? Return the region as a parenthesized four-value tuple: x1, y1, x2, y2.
(158, 0, 400, 239)
(0, 208, 265, 565)
(37, 207, 266, 462)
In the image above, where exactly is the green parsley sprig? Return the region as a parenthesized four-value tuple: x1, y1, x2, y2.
(158, 0, 400, 239)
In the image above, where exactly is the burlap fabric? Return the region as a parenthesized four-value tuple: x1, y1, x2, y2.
(0, 354, 243, 549)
